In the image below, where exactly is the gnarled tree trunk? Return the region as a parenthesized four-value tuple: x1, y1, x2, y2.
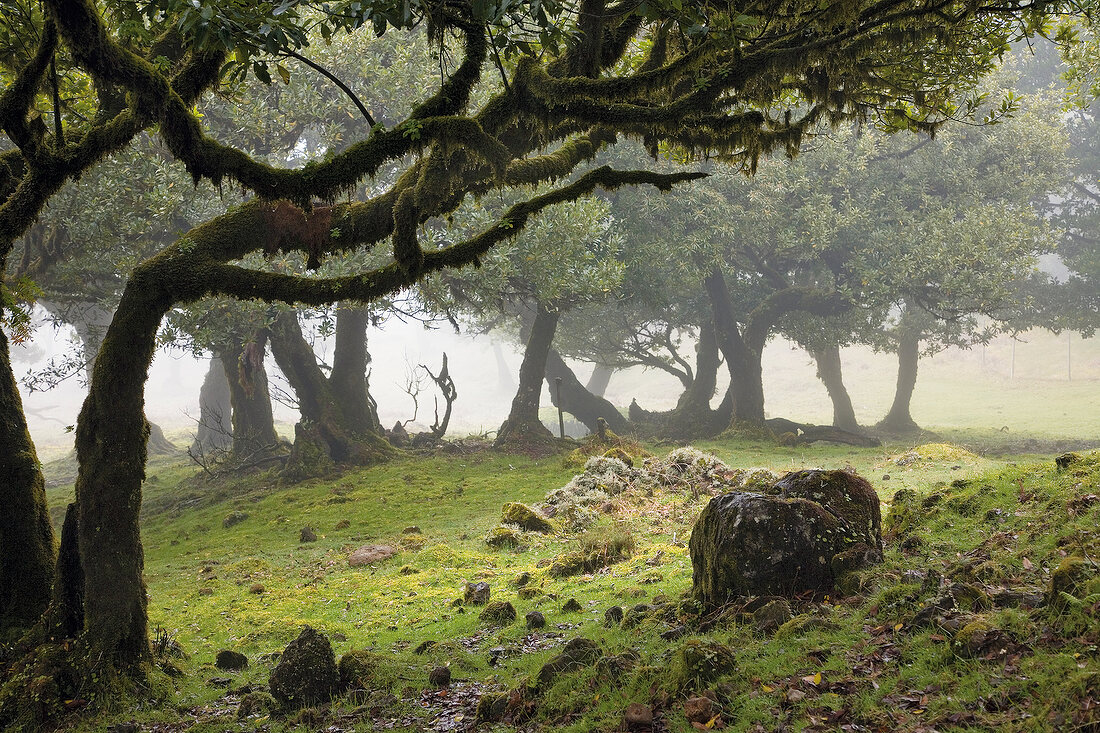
(495, 303, 559, 447)
(191, 356, 233, 455)
(704, 270, 766, 426)
(811, 344, 860, 432)
(545, 348, 629, 435)
(585, 363, 614, 397)
(268, 310, 392, 479)
(0, 327, 55, 631)
(221, 333, 281, 461)
(879, 325, 922, 434)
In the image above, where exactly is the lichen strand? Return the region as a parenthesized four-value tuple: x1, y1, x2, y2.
(0, 327, 55, 631)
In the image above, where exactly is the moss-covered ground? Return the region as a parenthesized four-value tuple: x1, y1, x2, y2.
(39, 436, 1100, 732)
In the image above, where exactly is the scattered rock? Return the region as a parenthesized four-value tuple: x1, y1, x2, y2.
(269, 626, 339, 709)
(198, 587, 214, 596)
(526, 611, 546, 630)
(621, 604, 653, 629)
(332, 632, 347, 642)
(334, 519, 351, 530)
(479, 601, 517, 626)
(669, 639, 736, 691)
(249, 583, 265, 595)
(207, 676, 234, 687)
(223, 511, 248, 529)
(1048, 556, 1092, 609)
(776, 614, 839, 638)
(1057, 452, 1083, 470)
(562, 598, 582, 613)
(513, 572, 531, 587)
(464, 581, 491, 605)
(413, 640, 436, 655)
(684, 695, 716, 724)
(400, 565, 419, 575)
(604, 606, 624, 627)
(501, 502, 554, 533)
(237, 691, 277, 719)
(428, 665, 451, 687)
(660, 625, 688, 641)
(535, 637, 601, 689)
(624, 702, 653, 730)
(348, 544, 398, 567)
(596, 650, 640, 684)
(402, 525, 422, 534)
(215, 649, 248, 671)
(518, 587, 541, 600)
(299, 526, 317, 543)
(475, 692, 508, 724)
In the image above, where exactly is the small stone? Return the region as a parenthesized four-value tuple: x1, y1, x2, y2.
(207, 677, 234, 687)
(518, 587, 540, 600)
(526, 611, 546, 629)
(513, 572, 531, 587)
(413, 640, 436, 655)
(882, 474, 891, 481)
(604, 606, 624, 626)
(464, 581, 491, 605)
(535, 638, 601, 688)
(683, 696, 715, 724)
(223, 511, 249, 529)
(332, 632, 347, 642)
(348, 544, 398, 567)
(300, 527, 317, 543)
(624, 702, 653, 729)
(753, 599, 793, 635)
(216, 650, 248, 671)
(400, 565, 419, 575)
(563, 598, 582, 613)
(1056, 452, 1082, 470)
(198, 587, 214, 596)
(428, 665, 451, 687)
(402, 525, 421, 534)
(249, 583, 265, 595)
(334, 519, 350, 530)
(660, 625, 687, 641)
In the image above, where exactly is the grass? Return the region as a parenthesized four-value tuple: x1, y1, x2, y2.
(32, 430, 1100, 732)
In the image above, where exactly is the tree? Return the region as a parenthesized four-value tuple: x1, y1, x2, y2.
(0, 0, 1074, 714)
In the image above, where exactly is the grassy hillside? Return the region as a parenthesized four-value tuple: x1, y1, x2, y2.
(37, 436, 1100, 732)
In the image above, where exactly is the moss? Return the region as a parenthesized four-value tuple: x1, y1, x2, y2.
(486, 525, 521, 548)
(953, 618, 995, 657)
(1048, 557, 1093, 610)
(475, 691, 508, 723)
(667, 639, 736, 692)
(534, 637, 601, 690)
(501, 502, 554, 533)
(338, 649, 382, 691)
(479, 601, 517, 626)
(753, 599, 792, 635)
(776, 613, 839, 639)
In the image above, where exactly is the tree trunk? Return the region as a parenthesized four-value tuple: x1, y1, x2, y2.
(0, 326, 55, 630)
(585, 363, 614, 397)
(495, 303, 559, 447)
(191, 356, 233, 455)
(220, 334, 281, 460)
(328, 304, 381, 434)
(545, 349, 630, 435)
(704, 269, 766, 426)
(268, 311, 392, 476)
(879, 325, 922, 433)
(811, 344, 860, 432)
(71, 282, 171, 670)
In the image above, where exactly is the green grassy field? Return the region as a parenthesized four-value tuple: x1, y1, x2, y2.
(34, 424, 1100, 732)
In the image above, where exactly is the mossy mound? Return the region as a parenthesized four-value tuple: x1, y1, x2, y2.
(338, 649, 382, 691)
(667, 639, 736, 691)
(535, 637, 601, 689)
(501, 502, 554, 533)
(479, 601, 517, 626)
(1048, 557, 1093, 609)
(485, 525, 521, 548)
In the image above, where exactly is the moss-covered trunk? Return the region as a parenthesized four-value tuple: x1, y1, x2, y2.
(268, 311, 392, 476)
(545, 348, 629, 435)
(220, 334, 280, 460)
(811, 344, 860, 432)
(328, 304, 381, 435)
(72, 277, 172, 669)
(0, 327, 55, 631)
(495, 303, 559, 446)
(704, 270, 766, 426)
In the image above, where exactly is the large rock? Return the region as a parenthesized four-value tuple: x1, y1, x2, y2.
(689, 470, 883, 605)
(269, 627, 339, 709)
(501, 502, 554, 533)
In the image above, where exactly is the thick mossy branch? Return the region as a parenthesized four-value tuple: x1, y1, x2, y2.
(0, 19, 57, 158)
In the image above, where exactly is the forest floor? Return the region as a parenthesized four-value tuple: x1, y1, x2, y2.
(38, 428, 1100, 732)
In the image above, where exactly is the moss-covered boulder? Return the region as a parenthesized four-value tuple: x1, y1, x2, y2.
(1048, 557, 1092, 609)
(475, 692, 509, 723)
(501, 502, 554, 533)
(753, 599, 793, 635)
(776, 613, 839, 639)
(668, 639, 736, 691)
(774, 469, 883, 557)
(479, 601, 517, 626)
(464, 581, 491, 605)
(690, 492, 862, 604)
(269, 627, 339, 709)
(535, 637, 602, 689)
(338, 649, 381, 691)
(485, 525, 521, 548)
